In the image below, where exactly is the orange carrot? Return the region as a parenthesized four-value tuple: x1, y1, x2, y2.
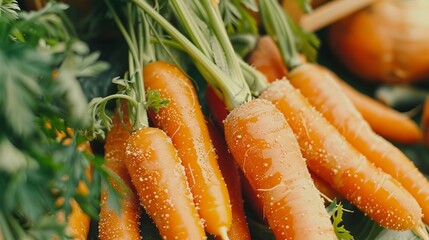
(246, 36, 289, 83)
(207, 118, 251, 240)
(98, 110, 141, 240)
(143, 61, 232, 237)
(224, 99, 337, 240)
(322, 66, 422, 144)
(247, 35, 421, 144)
(260, 79, 422, 230)
(136, 2, 335, 238)
(124, 127, 206, 239)
(288, 64, 429, 225)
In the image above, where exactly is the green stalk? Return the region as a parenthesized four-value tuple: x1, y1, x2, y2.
(133, 0, 251, 110)
(259, 0, 303, 70)
(105, 0, 149, 129)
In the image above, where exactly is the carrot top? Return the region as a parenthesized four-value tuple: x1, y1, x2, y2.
(86, 0, 169, 138)
(133, 0, 258, 111)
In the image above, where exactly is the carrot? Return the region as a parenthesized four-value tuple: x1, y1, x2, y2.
(143, 61, 232, 237)
(224, 99, 336, 240)
(288, 64, 429, 225)
(98, 110, 141, 240)
(124, 127, 206, 239)
(246, 36, 289, 83)
(101, 2, 208, 239)
(206, 85, 343, 206)
(247, 35, 422, 144)
(258, 0, 429, 227)
(321, 66, 422, 144)
(136, 2, 336, 238)
(259, 79, 422, 230)
(206, 118, 251, 240)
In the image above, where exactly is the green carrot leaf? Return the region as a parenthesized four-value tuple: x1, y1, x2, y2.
(146, 89, 170, 113)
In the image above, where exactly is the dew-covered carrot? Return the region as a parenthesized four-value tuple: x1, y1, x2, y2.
(98, 110, 141, 240)
(260, 79, 422, 230)
(136, 1, 335, 238)
(320, 66, 422, 144)
(101, 2, 209, 238)
(125, 127, 206, 239)
(246, 35, 422, 144)
(143, 61, 232, 237)
(207, 118, 251, 240)
(288, 64, 429, 225)
(224, 99, 336, 240)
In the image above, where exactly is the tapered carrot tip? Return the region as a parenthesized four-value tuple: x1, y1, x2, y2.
(218, 226, 230, 240)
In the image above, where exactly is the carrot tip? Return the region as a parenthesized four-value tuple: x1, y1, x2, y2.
(218, 226, 230, 240)
(412, 222, 429, 240)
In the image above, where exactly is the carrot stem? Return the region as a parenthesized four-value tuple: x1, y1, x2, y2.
(133, 0, 251, 110)
(259, 0, 302, 69)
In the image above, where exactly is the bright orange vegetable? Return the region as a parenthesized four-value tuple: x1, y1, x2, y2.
(248, 36, 421, 144)
(260, 79, 423, 230)
(207, 118, 251, 240)
(224, 99, 336, 240)
(98, 110, 142, 240)
(246, 36, 289, 83)
(288, 64, 429, 225)
(143, 61, 232, 237)
(321, 66, 422, 144)
(327, 0, 429, 84)
(124, 127, 207, 239)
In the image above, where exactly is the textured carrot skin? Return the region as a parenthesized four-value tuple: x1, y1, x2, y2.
(288, 64, 429, 225)
(248, 36, 421, 144)
(260, 80, 422, 230)
(322, 66, 422, 144)
(143, 61, 232, 236)
(206, 84, 340, 209)
(224, 99, 336, 240)
(207, 118, 251, 240)
(125, 127, 207, 239)
(247, 36, 289, 83)
(98, 112, 141, 240)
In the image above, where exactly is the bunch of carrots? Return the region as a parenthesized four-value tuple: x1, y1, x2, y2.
(49, 0, 429, 239)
